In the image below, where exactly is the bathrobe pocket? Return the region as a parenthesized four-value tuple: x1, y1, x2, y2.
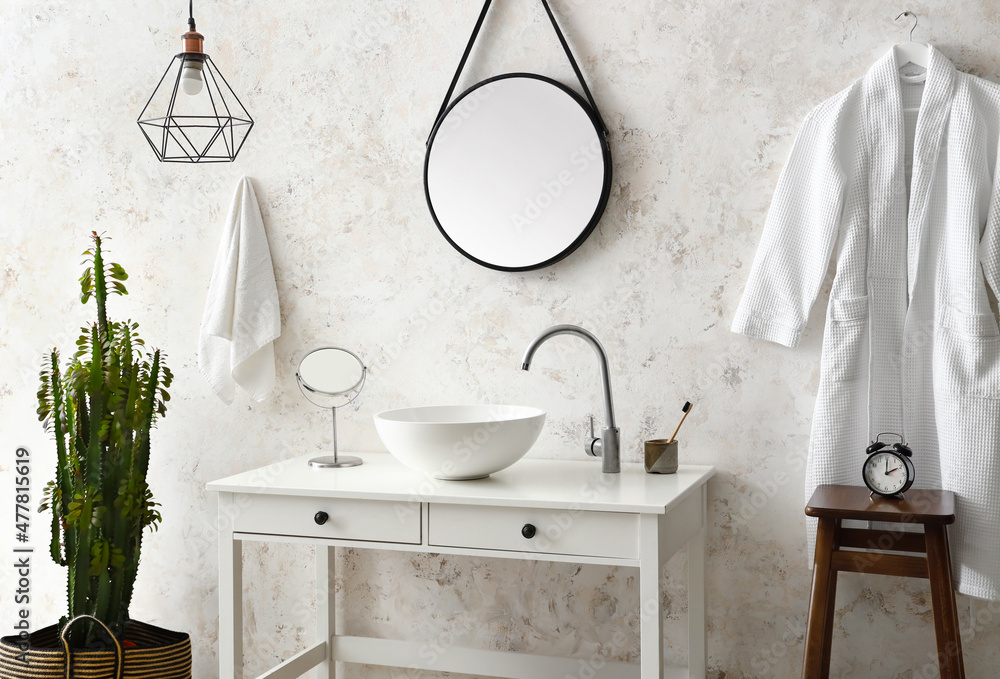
(934, 305, 1000, 399)
(821, 295, 870, 382)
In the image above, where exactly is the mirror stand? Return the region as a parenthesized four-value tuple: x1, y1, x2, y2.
(309, 406, 363, 468)
(296, 346, 367, 470)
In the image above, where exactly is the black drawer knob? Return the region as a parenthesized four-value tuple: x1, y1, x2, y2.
(521, 523, 536, 539)
(314, 511, 329, 526)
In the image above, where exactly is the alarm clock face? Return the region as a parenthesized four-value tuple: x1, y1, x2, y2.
(863, 451, 911, 496)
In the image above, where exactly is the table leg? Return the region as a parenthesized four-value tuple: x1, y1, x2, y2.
(925, 525, 965, 679)
(687, 487, 707, 679)
(640, 514, 663, 679)
(219, 493, 244, 679)
(317, 545, 336, 679)
(802, 517, 836, 679)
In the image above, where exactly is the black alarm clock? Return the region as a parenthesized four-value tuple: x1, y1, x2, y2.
(862, 433, 914, 498)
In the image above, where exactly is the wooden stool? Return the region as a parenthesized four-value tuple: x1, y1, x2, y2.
(802, 484, 965, 679)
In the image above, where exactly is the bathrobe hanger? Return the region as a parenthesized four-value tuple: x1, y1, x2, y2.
(894, 11, 929, 77)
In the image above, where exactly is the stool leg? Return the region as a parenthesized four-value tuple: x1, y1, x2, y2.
(818, 557, 838, 679)
(803, 517, 837, 679)
(925, 525, 965, 679)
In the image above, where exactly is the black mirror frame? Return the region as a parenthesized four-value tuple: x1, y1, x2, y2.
(424, 73, 613, 273)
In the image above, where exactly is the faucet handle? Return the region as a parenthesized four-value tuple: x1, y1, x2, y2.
(585, 416, 601, 457)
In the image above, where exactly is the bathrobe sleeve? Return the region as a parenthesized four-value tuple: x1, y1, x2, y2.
(979, 134, 1000, 298)
(732, 100, 848, 347)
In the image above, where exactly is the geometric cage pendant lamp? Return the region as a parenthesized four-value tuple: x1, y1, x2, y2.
(137, 1, 253, 163)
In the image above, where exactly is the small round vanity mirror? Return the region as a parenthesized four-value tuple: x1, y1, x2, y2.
(296, 347, 367, 469)
(425, 74, 612, 272)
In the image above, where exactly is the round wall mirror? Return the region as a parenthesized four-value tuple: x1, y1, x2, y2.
(297, 347, 367, 469)
(425, 74, 612, 272)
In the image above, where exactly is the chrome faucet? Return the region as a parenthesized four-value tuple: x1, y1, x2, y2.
(520, 325, 620, 473)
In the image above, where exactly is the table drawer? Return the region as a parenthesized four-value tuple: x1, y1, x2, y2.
(233, 494, 421, 544)
(428, 503, 638, 560)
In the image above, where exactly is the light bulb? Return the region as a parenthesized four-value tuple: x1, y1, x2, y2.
(180, 62, 204, 95)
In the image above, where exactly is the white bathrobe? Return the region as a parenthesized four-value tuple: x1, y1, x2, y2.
(733, 46, 1000, 600)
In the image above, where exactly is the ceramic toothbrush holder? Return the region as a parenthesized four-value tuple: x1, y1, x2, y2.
(644, 439, 678, 474)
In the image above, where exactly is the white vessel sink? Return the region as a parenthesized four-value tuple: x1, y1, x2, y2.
(373, 405, 546, 480)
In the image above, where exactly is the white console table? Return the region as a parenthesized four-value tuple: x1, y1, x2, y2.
(207, 453, 714, 679)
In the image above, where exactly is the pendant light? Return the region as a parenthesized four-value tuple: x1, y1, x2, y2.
(137, 1, 253, 163)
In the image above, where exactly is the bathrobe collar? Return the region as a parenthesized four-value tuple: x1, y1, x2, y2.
(865, 44, 955, 299)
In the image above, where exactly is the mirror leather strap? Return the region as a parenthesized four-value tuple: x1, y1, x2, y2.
(426, 0, 609, 147)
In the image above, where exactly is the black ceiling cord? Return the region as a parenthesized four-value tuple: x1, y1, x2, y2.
(188, 0, 196, 31)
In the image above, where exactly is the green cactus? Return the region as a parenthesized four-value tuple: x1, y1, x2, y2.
(36, 232, 171, 647)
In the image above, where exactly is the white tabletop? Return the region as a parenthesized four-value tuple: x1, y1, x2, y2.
(207, 452, 714, 515)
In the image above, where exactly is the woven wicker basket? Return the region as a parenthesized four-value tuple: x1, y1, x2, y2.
(0, 615, 191, 679)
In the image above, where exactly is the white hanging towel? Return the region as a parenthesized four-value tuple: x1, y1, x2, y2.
(199, 176, 280, 404)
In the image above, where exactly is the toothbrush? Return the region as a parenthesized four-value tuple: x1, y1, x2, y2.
(667, 401, 692, 443)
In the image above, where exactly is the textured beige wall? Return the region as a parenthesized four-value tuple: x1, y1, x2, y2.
(2, 1, 1000, 677)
